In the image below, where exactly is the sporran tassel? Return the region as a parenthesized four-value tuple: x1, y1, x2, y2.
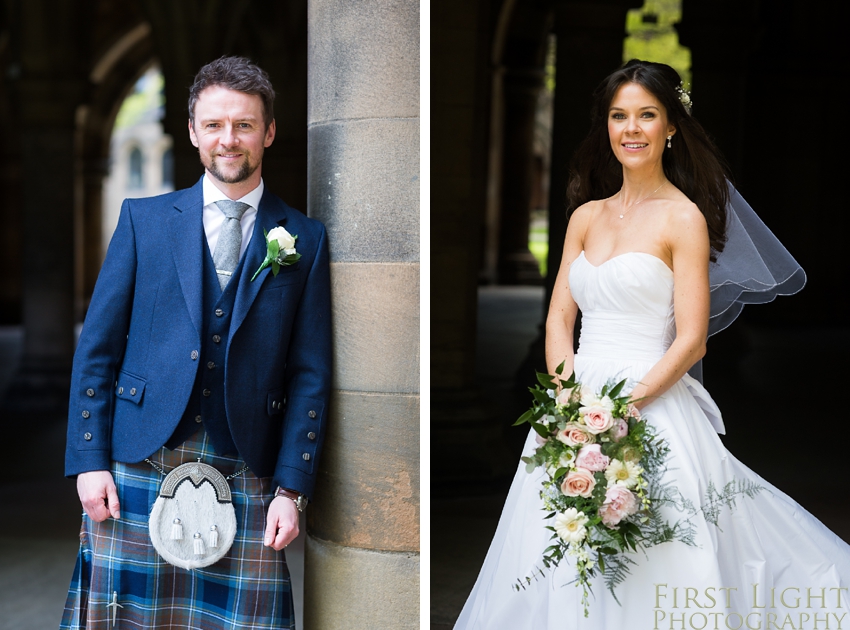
(209, 525, 219, 548)
(193, 532, 205, 556)
(171, 518, 183, 540)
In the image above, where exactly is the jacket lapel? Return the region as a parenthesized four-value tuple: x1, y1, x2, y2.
(231, 188, 289, 337)
(167, 178, 205, 340)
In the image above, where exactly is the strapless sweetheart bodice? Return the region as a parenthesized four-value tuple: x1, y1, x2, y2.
(569, 251, 676, 362)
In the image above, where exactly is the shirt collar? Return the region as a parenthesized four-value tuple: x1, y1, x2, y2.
(202, 175, 264, 211)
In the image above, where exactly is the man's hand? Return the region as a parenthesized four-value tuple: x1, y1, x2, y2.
(264, 495, 299, 550)
(77, 470, 120, 522)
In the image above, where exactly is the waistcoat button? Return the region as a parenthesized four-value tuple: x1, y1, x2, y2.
(213, 335, 221, 343)
(86, 388, 95, 397)
(207, 361, 215, 369)
(308, 410, 317, 419)
(203, 389, 211, 397)
(82, 410, 90, 419)
(215, 309, 224, 317)
(195, 415, 202, 423)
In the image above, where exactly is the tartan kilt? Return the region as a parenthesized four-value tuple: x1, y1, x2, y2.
(60, 430, 294, 629)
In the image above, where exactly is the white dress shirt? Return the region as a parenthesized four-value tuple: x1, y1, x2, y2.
(202, 175, 264, 260)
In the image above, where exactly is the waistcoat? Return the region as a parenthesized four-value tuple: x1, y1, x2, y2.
(166, 242, 244, 455)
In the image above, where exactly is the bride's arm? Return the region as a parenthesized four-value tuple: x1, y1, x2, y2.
(545, 204, 591, 379)
(630, 203, 710, 409)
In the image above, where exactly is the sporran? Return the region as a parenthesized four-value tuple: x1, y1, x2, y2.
(148, 460, 239, 569)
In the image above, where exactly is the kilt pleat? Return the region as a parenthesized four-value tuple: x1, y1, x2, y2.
(60, 430, 294, 629)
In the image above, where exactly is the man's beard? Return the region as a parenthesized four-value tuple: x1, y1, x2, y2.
(203, 152, 259, 184)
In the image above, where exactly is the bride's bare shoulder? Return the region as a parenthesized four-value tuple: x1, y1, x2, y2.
(569, 199, 605, 228)
(660, 189, 709, 252)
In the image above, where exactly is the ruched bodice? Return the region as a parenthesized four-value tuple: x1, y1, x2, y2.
(570, 251, 676, 362)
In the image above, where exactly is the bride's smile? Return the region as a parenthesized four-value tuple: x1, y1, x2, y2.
(608, 82, 675, 171)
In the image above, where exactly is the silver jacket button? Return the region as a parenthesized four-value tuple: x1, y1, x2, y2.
(302, 453, 311, 461)
(307, 432, 316, 440)
(83, 432, 92, 441)
(191, 350, 199, 360)
(86, 388, 95, 397)
(82, 410, 90, 419)
(308, 410, 317, 419)
(130, 388, 136, 396)
(118, 387, 124, 395)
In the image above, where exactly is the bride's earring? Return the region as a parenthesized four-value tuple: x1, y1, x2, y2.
(667, 135, 672, 149)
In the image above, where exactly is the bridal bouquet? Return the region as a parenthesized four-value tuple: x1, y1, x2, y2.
(513, 364, 686, 615)
(514, 364, 764, 616)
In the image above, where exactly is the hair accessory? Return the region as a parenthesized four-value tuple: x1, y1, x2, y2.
(667, 135, 672, 149)
(676, 83, 692, 112)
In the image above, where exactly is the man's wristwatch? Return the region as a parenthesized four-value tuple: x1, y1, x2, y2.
(275, 486, 308, 512)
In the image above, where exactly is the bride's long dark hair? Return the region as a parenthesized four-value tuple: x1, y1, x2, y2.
(567, 59, 730, 259)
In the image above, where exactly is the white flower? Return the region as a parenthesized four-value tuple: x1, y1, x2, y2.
(580, 391, 614, 412)
(558, 451, 576, 469)
(268, 226, 296, 251)
(554, 508, 588, 544)
(605, 459, 642, 489)
(283, 247, 297, 256)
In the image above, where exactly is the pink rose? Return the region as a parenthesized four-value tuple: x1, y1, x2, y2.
(581, 405, 615, 434)
(535, 432, 547, 445)
(611, 419, 629, 442)
(556, 423, 595, 447)
(599, 485, 639, 528)
(575, 444, 610, 472)
(555, 388, 573, 406)
(627, 403, 642, 421)
(560, 468, 596, 498)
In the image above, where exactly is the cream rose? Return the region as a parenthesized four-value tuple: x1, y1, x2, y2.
(556, 423, 595, 447)
(267, 226, 296, 251)
(560, 468, 596, 498)
(580, 405, 615, 434)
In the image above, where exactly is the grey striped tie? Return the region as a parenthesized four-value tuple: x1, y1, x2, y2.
(212, 200, 250, 290)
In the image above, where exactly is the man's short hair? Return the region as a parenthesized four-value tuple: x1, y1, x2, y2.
(188, 56, 276, 128)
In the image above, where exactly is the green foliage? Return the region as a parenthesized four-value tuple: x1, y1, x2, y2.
(623, 0, 692, 89)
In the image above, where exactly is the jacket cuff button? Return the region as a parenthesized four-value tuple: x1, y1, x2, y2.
(302, 453, 311, 461)
(118, 387, 124, 395)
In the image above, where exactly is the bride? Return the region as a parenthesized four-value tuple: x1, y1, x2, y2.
(454, 60, 850, 629)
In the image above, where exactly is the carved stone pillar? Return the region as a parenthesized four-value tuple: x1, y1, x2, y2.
(305, 1, 419, 628)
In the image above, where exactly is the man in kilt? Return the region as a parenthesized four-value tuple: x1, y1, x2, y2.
(62, 56, 331, 629)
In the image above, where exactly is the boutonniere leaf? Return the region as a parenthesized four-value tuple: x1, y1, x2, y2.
(251, 227, 301, 281)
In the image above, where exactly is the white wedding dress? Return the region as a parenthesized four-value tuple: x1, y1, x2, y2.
(455, 251, 850, 629)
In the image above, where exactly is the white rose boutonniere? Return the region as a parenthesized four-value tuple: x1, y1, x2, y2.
(251, 226, 301, 281)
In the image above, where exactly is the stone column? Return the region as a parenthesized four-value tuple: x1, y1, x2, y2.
(305, 2, 419, 629)
(4, 0, 88, 412)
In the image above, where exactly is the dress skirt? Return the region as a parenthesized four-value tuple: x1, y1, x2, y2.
(60, 430, 294, 629)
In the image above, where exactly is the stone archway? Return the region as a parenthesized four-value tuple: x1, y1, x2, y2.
(75, 22, 156, 318)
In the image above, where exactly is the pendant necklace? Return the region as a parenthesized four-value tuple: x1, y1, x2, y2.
(617, 181, 666, 219)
